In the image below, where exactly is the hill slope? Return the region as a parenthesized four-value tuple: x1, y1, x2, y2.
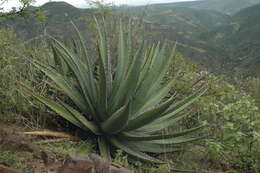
(170, 0, 260, 15)
(200, 4, 260, 77)
(1, 1, 260, 77)
(2, 2, 90, 39)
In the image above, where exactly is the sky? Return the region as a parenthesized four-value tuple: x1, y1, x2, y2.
(2, 0, 196, 11)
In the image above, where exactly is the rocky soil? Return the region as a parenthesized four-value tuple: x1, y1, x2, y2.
(0, 123, 130, 173)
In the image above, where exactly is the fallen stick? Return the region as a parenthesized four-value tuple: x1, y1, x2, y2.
(23, 131, 79, 141)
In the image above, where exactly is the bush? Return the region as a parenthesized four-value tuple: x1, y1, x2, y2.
(167, 58, 260, 172)
(196, 75, 260, 172)
(24, 20, 206, 163)
(0, 29, 28, 118)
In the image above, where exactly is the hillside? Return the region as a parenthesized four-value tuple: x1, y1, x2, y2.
(201, 4, 260, 77)
(2, 2, 90, 39)
(1, 2, 229, 65)
(1, 1, 260, 173)
(136, 2, 260, 77)
(133, 5, 230, 31)
(170, 0, 260, 15)
(1, 1, 260, 77)
(127, 4, 231, 70)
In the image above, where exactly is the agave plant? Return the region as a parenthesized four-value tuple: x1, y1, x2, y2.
(24, 19, 207, 163)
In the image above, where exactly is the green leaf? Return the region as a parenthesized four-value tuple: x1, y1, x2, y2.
(132, 43, 176, 113)
(137, 111, 190, 133)
(121, 123, 206, 141)
(125, 95, 176, 131)
(21, 85, 87, 131)
(109, 138, 165, 163)
(101, 103, 130, 134)
(71, 22, 98, 102)
(58, 100, 101, 135)
(95, 18, 112, 96)
(127, 141, 184, 153)
(136, 44, 155, 88)
(32, 60, 89, 115)
(98, 137, 111, 161)
(158, 87, 207, 122)
(110, 43, 143, 112)
(138, 70, 180, 112)
(96, 44, 108, 121)
(50, 39, 98, 118)
(151, 135, 207, 145)
(109, 21, 129, 105)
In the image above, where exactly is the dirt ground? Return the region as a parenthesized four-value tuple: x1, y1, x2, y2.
(0, 121, 132, 173)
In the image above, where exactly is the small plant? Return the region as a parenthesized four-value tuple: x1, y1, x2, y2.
(42, 140, 95, 159)
(0, 150, 36, 172)
(0, 151, 19, 166)
(114, 149, 129, 167)
(201, 85, 260, 172)
(24, 19, 206, 163)
(0, 29, 28, 118)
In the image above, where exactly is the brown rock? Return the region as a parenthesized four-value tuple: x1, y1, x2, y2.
(58, 153, 131, 173)
(57, 153, 95, 173)
(109, 163, 131, 173)
(0, 164, 21, 173)
(40, 150, 56, 167)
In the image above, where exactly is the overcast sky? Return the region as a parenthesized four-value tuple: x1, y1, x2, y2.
(2, 0, 196, 11)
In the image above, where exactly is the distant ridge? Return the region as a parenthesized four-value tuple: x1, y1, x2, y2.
(200, 4, 260, 76)
(1, 1, 259, 77)
(153, 0, 260, 15)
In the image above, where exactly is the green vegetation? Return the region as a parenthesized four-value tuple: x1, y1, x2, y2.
(0, 150, 36, 172)
(200, 4, 260, 77)
(170, 0, 260, 15)
(131, 3, 260, 77)
(24, 20, 206, 163)
(3, 1, 260, 77)
(0, 29, 28, 118)
(198, 78, 260, 172)
(41, 139, 96, 160)
(0, 0, 33, 18)
(167, 55, 260, 172)
(0, 1, 259, 172)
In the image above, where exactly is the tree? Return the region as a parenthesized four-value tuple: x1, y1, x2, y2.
(0, 0, 35, 19)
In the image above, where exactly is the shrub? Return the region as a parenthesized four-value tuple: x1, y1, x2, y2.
(213, 96, 260, 172)
(23, 20, 206, 163)
(199, 77, 260, 172)
(0, 29, 27, 118)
